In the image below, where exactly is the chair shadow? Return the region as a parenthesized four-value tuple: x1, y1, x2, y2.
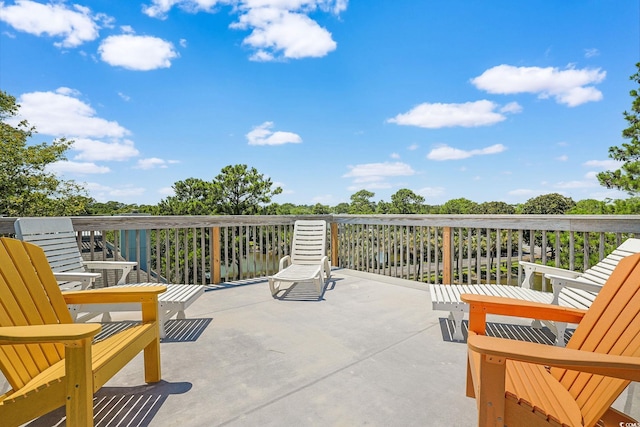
(275, 277, 341, 302)
(94, 318, 212, 344)
(438, 317, 575, 345)
(25, 380, 192, 427)
(162, 318, 212, 343)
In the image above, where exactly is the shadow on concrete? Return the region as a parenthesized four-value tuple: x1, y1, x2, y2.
(162, 318, 212, 343)
(274, 277, 342, 302)
(438, 317, 575, 345)
(25, 380, 192, 427)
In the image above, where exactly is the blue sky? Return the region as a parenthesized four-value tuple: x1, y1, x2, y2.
(0, 1, 638, 207)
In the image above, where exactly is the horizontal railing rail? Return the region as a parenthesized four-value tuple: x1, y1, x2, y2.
(1, 214, 638, 289)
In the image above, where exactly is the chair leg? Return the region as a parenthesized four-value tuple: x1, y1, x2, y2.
(450, 310, 465, 341)
(269, 279, 279, 297)
(65, 338, 94, 427)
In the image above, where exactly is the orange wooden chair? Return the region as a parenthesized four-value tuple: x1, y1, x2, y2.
(462, 252, 640, 426)
(0, 237, 166, 427)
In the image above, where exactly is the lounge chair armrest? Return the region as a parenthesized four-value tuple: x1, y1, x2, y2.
(279, 255, 291, 271)
(468, 334, 640, 382)
(519, 261, 580, 289)
(461, 293, 586, 335)
(545, 273, 602, 304)
(63, 285, 167, 305)
(54, 271, 101, 288)
(0, 324, 101, 345)
(83, 260, 137, 269)
(83, 261, 137, 285)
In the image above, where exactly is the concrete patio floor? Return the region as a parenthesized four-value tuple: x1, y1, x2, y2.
(25, 269, 640, 427)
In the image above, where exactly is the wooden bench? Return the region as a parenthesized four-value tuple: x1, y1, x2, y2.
(14, 217, 205, 339)
(430, 238, 640, 345)
(0, 237, 166, 427)
(73, 282, 205, 337)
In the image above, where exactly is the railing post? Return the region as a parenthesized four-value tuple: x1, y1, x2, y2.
(212, 226, 221, 284)
(331, 222, 339, 267)
(443, 227, 452, 284)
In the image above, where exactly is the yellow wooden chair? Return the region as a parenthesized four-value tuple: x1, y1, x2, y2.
(462, 252, 640, 426)
(0, 237, 166, 427)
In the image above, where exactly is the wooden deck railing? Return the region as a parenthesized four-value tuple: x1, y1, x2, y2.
(1, 214, 638, 289)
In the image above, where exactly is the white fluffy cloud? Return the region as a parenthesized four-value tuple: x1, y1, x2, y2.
(15, 88, 140, 165)
(231, 7, 336, 61)
(143, 0, 344, 60)
(47, 161, 110, 175)
(85, 182, 146, 200)
(72, 138, 140, 162)
(427, 143, 506, 161)
(246, 121, 302, 145)
(583, 159, 623, 170)
(16, 88, 129, 138)
(471, 64, 606, 107)
(388, 100, 518, 129)
(0, 0, 108, 47)
(343, 162, 416, 191)
(135, 158, 180, 169)
(99, 34, 178, 70)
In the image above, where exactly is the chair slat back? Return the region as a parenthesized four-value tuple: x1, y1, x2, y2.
(14, 218, 85, 273)
(290, 220, 327, 265)
(551, 252, 640, 426)
(0, 238, 72, 392)
(14, 218, 87, 290)
(578, 238, 640, 286)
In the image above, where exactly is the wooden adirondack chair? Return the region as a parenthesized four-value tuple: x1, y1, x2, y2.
(0, 237, 166, 427)
(268, 220, 331, 297)
(462, 252, 640, 426)
(14, 217, 205, 338)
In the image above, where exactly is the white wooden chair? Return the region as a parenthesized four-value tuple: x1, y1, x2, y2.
(268, 220, 331, 298)
(14, 217, 205, 338)
(430, 238, 640, 345)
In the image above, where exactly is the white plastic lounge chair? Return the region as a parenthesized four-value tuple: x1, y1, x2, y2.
(268, 220, 331, 298)
(430, 238, 640, 345)
(14, 217, 205, 338)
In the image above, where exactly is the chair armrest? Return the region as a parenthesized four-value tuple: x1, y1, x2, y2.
(54, 271, 101, 289)
(468, 334, 640, 382)
(461, 293, 586, 335)
(62, 286, 167, 304)
(545, 273, 602, 304)
(83, 261, 137, 285)
(0, 324, 101, 345)
(519, 261, 580, 289)
(279, 255, 291, 271)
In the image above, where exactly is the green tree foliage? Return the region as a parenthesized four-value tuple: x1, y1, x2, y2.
(473, 201, 516, 214)
(598, 63, 640, 194)
(349, 189, 376, 214)
(312, 203, 330, 214)
(213, 164, 282, 215)
(158, 165, 282, 215)
(610, 197, 640, 214)
(158, 177, 215, 215)
(86, 201, 157, 215)
(520, 193, 575, 214)
(332, 202, 350, 214)
(0, 90, 90, 216)
(567, 199, 611, 214)
(439, 198, 478, 214)
(388, 188, 425, 214)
